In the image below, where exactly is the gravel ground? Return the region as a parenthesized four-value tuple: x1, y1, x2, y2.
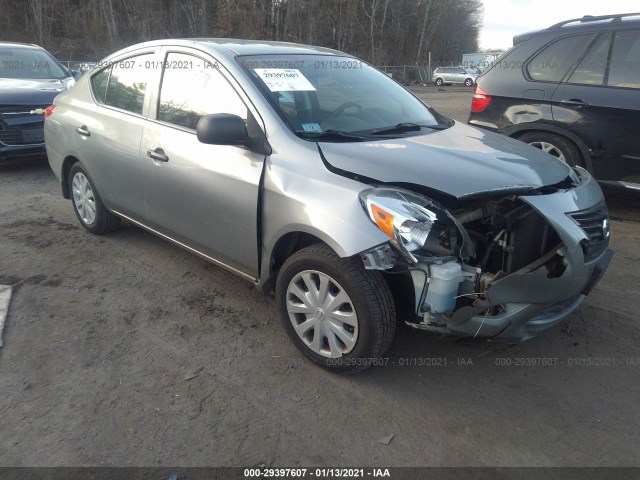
(0, 87, 639, 467)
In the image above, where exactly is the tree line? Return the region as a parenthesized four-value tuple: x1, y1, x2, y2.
(1, 0, 482, 66)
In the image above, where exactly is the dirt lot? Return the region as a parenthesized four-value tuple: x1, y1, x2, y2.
(1, 86, 639, 468)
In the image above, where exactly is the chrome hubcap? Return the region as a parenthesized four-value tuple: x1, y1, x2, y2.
(286, 270, 358, 358)
(72, 172, 96, 225)
(529, 141, 566, 163)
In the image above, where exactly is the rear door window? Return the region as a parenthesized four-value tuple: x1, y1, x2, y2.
(607, 30, 640, 88)
(527, 34, 596, 82)
(568, 34, 610, 85)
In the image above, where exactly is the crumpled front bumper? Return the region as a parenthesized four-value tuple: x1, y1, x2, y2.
(429, 167, 612, 342)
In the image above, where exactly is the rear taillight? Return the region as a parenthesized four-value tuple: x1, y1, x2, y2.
(44, 105, 56, 118)
(470, 86, 491, 113)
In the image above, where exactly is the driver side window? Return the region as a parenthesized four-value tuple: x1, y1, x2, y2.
(158, 52, 247, 130)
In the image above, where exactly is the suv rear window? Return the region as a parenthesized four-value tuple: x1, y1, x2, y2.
(527, 34, 595, 82)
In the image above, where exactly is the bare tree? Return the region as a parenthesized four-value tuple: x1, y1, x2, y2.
(3, 0, 481, 66)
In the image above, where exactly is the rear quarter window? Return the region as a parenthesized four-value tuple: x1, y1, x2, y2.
(91, 68, 110, 104)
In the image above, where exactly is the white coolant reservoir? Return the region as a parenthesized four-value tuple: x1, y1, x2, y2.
(425, 261, 463, 313)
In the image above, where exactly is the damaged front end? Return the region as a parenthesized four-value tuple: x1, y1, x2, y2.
(358, 167, 613, 342)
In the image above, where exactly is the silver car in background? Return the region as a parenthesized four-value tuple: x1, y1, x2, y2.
(432, 66, 478, 86)
(45, 39, 612, 372)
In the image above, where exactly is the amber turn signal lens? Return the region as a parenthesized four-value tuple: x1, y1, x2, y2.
(370, 204, 396, 240)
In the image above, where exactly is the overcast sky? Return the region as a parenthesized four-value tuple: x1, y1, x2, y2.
(480, 0, 640, 50)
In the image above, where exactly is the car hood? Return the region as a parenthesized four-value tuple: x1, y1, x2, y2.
(317, 122, 573, 199)
(0, 78, 67, 105)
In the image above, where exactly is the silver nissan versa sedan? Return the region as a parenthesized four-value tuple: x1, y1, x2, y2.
(45, 39, 613, 372)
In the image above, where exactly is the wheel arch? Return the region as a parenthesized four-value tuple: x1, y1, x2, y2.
(260, 230, 335, 293)
(504, 124, 594, 173)
(60, 155, 82, 199)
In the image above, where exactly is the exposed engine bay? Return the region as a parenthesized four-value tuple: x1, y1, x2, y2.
(358, 180, 611, 340)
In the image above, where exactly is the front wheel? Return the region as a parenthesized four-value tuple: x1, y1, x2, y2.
(276, 244, 395, 373)
(435, 78, 444, 86)
(464, 78, 474, 87)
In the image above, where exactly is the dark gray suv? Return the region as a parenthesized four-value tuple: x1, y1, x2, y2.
(468, 13, 640, 190)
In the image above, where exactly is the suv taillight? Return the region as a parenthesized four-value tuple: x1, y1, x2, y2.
(470, 86, 491, 113)
(44, 105, 56, 118)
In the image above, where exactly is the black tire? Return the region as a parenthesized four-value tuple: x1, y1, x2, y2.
(517, 131, 584, 167)
(276, 244, 395, 373)
(68, 163, 120, 234)
(464, 78, 474, 87)
(435, 77, 444, 86)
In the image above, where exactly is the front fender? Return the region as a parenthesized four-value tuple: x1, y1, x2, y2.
(259, 156, 387, 284)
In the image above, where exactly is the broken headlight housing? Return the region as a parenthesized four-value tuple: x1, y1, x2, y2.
(359, 188, 473, 263)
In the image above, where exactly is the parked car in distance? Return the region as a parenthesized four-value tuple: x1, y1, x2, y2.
(432, 66, 477, 86)
(0, 42, 79, 163)
(468, 13, 640, 190)
(46, 39, 612, 372)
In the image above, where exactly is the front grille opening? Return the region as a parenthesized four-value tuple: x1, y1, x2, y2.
(465, 201, 563, 275)
(1, 104, 47, 146)
(567, 201, 610, 262)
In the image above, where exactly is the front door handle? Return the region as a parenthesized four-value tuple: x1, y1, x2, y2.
(76, 125, 90, 136)
(147, 148, 169, 163)
(560, 99, 590, 107)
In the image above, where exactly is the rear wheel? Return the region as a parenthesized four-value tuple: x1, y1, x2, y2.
(276, 244, 395, 373)
(517, 131, 583, 167)
(464, 78, 474, 87)
(69, 163, 120, 234)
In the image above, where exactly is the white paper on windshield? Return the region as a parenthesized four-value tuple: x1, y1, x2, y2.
(254, 68, 316, 92)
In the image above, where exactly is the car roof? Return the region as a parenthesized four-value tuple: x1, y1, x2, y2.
(107, 38, 347, 61)
(513, 12, 640, 45)
(0, 42, 47, 50)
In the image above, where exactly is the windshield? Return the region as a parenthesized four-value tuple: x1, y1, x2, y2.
(237, 54, 448, 141)
(0, 46, 68, 80)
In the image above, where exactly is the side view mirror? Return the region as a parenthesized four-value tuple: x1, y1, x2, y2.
(71, 70, 82, 80)
(197, 113, 248, 145)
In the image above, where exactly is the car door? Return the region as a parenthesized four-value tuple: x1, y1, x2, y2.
(453, 67, 465, 84)
(139, 49, 266, 279)
(442, 67, 453, 83)
(78, 51, 157, 218)
(551, 29, 640, 184)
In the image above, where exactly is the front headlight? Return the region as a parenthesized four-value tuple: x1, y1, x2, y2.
(359, 188, 473, 263)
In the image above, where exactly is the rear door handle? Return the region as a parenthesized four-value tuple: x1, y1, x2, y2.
(560, 99, 590, 107)
(147, 148, 169, 163)
(76, 125, 90, 136)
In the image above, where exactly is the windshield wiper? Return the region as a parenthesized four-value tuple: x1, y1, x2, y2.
(370, 122, 449, 136)
(296, 129, 367, 141)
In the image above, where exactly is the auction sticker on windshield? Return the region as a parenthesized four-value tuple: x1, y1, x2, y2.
(254, 68, 316, 92)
